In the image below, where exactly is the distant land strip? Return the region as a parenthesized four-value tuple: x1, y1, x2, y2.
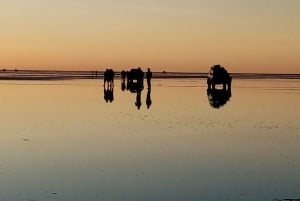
(0, 70, 299, 80)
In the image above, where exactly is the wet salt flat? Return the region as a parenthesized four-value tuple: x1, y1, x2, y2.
(0, 78, 300, 201)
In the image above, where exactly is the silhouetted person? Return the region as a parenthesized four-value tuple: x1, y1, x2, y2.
(110, 69, 115, 86)
(104, 69, 114, 87)
(120, 70, 126, 91)
(121, 80, 126, 91)
(104, 69, 108, 86)
(146, 88, 152, 109)
(146, 68, 152, 89)
(121, 70, 126, 80)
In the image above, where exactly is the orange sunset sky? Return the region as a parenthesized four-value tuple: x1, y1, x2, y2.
(0, 0, 299, 73)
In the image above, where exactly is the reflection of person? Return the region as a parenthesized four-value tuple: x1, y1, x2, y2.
(146, 68, 152, 89)
(104, 87, 109, 103)
(121, 81, 126, 91)
(121, 70, 126, 91)
(135, 90, 142, 110)
(108, 86, 114, 102)
(146, 88, 152, 109)
(104, 85, 114, 103)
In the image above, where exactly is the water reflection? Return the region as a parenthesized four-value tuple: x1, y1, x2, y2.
(135, 88, 142, 109)
(146, 88, 152, 109)
(207, 88, 231, 108)
(121, 70, 126, 91)
(126, 82, 143, 110)
(103, 68, 154, 109)
(2, 79, 300, 201)
(121, 80, 126, 91)
(104, 85, 114, 103)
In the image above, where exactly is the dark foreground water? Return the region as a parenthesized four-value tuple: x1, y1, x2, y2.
(0, 78, 299, 201)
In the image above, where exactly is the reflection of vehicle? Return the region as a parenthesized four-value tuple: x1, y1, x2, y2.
(207, 64, 232, 89)
(207, 88, 231, 108)
(126, 80, 143, 110)
(127, 82, 143, 93)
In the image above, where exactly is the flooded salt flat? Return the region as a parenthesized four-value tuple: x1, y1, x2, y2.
(0, 78, 299, 201)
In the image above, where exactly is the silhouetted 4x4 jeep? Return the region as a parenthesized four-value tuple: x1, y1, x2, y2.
(207, 64, 232, 89)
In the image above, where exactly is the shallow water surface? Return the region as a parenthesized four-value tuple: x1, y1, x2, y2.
(0, 78, 299, 201)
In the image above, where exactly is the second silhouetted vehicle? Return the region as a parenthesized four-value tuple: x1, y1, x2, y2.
(207, 64, 232, 89)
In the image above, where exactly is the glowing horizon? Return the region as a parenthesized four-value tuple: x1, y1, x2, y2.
(1, 0, 300, 73)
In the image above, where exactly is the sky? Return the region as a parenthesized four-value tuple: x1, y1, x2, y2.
(0, 0, 299, 73)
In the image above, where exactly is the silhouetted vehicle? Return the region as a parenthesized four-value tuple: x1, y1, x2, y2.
(207, 88, 231, 108)
(121, 70, 126, 80)
(207, 64, 232, 89)
(127, 68, 144, 87)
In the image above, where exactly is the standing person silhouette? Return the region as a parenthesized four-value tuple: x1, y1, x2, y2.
(146, 68, 152, 89)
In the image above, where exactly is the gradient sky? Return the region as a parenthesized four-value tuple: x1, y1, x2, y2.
(0, 0, 299, 73)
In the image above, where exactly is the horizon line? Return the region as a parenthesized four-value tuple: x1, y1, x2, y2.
(0, 69, 299, 75)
